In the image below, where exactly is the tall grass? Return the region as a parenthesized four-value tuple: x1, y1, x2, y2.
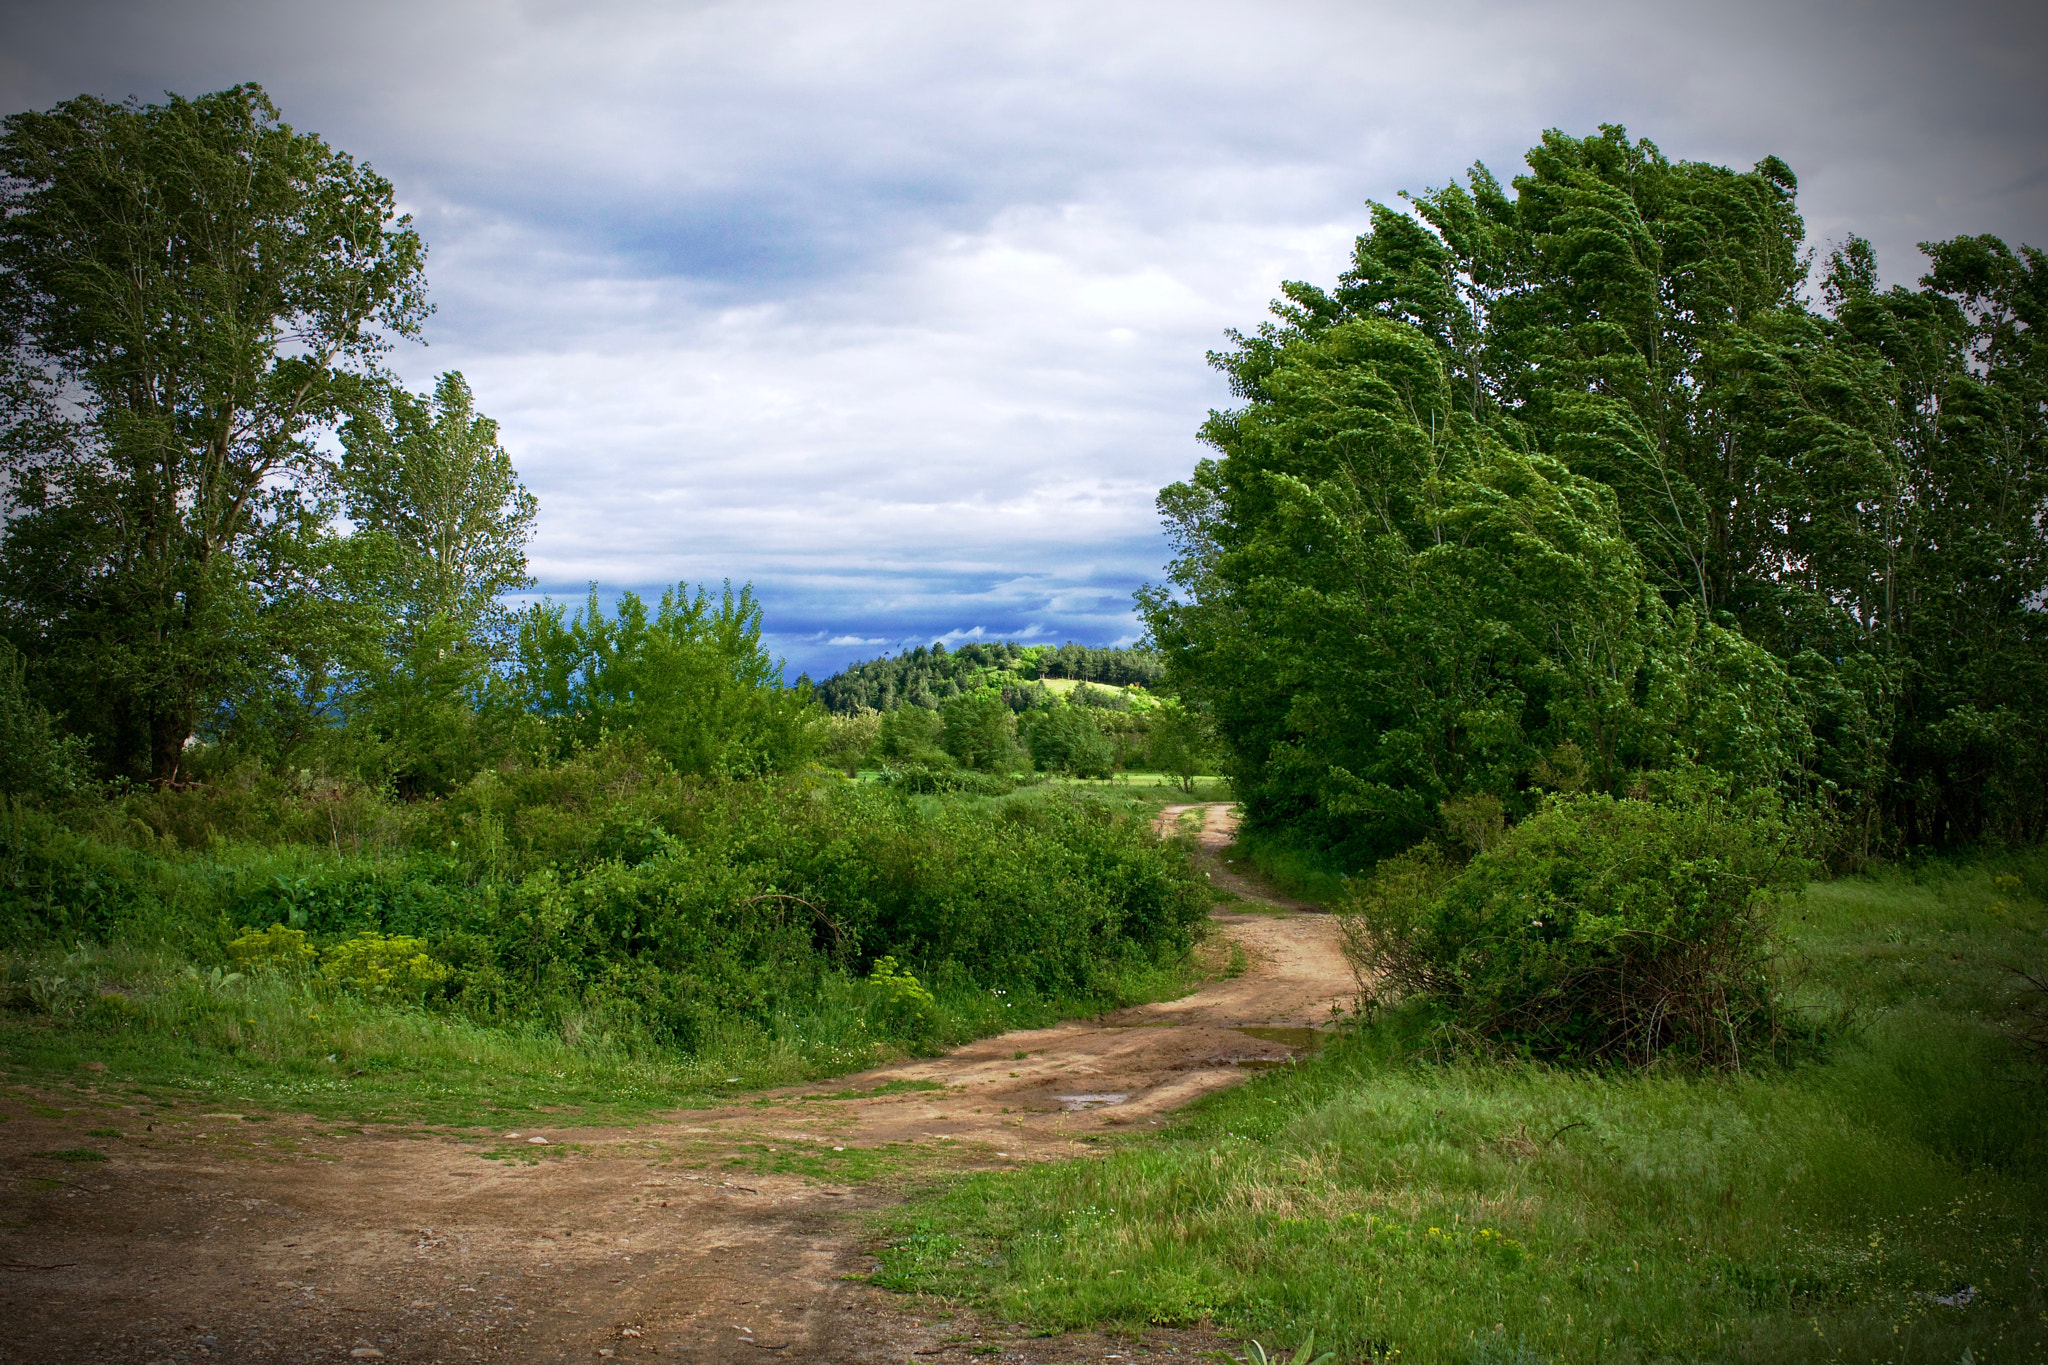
(0, 750, 1215, 1123)
(0, 936, 1209, 1125)
(873, 863, 2048, 1363)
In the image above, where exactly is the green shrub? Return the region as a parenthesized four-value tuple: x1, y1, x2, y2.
(866, 955, 939, 1043)
(1340, 793, 1812, 1067)
(321, 931, 453, 1001)
(0, 745, 1206, 1057)
(226, 923, 317, 972)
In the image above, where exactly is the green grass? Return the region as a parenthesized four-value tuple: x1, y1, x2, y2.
(871, 863, 2048, 1363)
(0, 938, 1212, 1127)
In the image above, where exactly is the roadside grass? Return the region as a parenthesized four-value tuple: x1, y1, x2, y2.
(871, 864, 2048, 1363)
(0, 940, 1215, 1128)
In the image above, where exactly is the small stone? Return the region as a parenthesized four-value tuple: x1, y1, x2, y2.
(350, 1350, 384, 1359)
(528, 1136, 549, 1145)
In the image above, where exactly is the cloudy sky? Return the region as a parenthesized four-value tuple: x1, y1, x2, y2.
(3, 0, 2043, 679)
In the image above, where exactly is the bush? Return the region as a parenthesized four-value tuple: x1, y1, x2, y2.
(320, 931, 453, 1001)
(0, 641, 88, 799)
(1339, 793, 1811, 1067)
(227, 923, 317, 972)
(867, 955, 939, 1043)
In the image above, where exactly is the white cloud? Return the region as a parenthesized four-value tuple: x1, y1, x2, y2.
(2, 0, 2042, 676)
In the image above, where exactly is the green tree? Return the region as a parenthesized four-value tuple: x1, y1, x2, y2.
(939, 690, 1027, 771)
(338, 371, 537, 648)
(514, 583, 824, 777)
(316, 372, 536, 795)
(874, 703, 949, 767)
(1150, 123, 2047, 855)
(1146, 701, 1217, 793)
(1020, 702, 1115, 779)
(0, 85, 428, 781)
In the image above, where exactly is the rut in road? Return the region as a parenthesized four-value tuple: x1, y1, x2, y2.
(0, 802, 1358, 1364)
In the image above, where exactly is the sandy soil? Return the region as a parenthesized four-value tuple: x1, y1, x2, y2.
(0, 803, 1354, 1364)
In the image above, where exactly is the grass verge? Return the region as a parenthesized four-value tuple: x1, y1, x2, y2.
(872, 862, 2048, 1363)
(0, 940, 1214, 1128)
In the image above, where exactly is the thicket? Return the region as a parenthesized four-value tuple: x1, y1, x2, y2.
(1339, 788, 1814, 1065)
(0, 743, 1208, 1058)
(1142, 124, 2048, 865)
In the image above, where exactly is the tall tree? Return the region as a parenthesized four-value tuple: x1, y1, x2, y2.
(1148, 124, 2048, 856)
(339, 371, 536, 648)
(0, 85, 428, 780)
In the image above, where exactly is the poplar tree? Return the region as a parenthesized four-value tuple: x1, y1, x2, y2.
(0, 85, 428, 780)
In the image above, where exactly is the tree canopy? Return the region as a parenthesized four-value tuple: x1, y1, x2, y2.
(0, 84, 428, 780)
(1143, 125, 2048, 858)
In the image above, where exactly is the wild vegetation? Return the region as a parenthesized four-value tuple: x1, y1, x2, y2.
(877, 857, 2048, 1364)
(1141, 125, 2048, 872)
(0, 85, 1210, 1114)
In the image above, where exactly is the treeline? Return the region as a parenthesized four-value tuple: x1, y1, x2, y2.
(0, 87, 822, 801)
(1145, 124, 2048, 864)
(819, 684, 1216, 790)
(811, 640, 1163, 715)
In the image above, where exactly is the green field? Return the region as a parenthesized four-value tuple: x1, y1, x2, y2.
(874, 860, 2048, 1364)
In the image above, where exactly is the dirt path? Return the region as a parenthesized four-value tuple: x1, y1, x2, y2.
(0, 804, 1353, 1364)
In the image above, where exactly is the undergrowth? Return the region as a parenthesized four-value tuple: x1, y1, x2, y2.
(0, 747, 1213, 1123)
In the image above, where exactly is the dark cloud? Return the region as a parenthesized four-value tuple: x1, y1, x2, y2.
(3, 0, 2042, 680)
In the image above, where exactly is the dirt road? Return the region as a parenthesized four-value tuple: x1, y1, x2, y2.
(0, 804, 1354, 1364)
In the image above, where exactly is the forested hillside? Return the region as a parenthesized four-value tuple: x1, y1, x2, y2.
(1142, 125, 2048, 865)
(811, 640, 1163, 714)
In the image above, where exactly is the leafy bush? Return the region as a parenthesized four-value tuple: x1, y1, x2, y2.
(321, 931, 453, 1000)
(0, 745, 1206, 1056)
(226, 924, 317, 972)
(0, 641, 89, 799)
(1339, 793, 1812, 1067)
(867, 955, 939, 1042)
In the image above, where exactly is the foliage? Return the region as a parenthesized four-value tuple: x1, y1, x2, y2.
(0, 84, 429, 781)
(820, 708, 882, 774)
(1020, 703, 1116, 778)
(874, 703, 949, 766)
(866, 954, 939, 1042)
(225, 923, 316, 972)
(939, 689, 1028, 771)
(1143, 327, 1806, 863)
(0, 745, 1207, 1059)
(1143, 123, 2048, 855)
(0, 640, 88, 799)
(812, 639, 1162, 716)
(1341, 792, 1811, 1066)
(338, 371, 538, 650)
(319, 931, 452, 1001)
(513, 583, 823, 778)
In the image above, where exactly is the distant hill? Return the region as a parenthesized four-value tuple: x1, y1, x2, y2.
(809, 640, 1163, 715)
